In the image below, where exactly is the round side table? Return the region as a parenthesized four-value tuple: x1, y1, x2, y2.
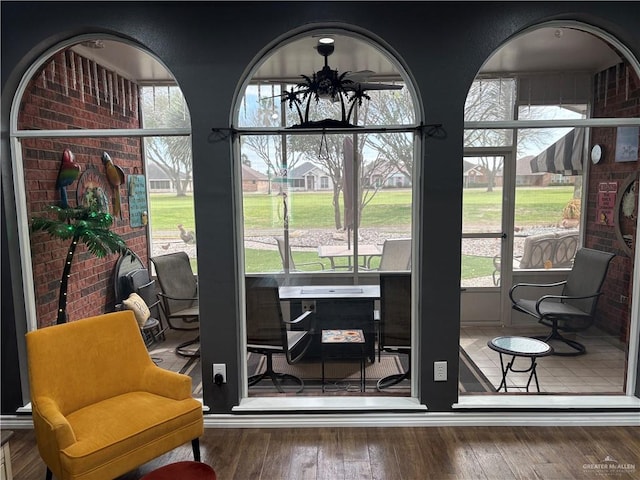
(141, 461, 216, 480)
(488, 336, 553, 392)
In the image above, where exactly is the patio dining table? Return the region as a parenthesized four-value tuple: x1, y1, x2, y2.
(317, 244, 382, 269)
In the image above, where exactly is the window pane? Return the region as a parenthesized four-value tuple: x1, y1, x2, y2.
(514, 124, 583, 271)
(465, 78, 516, 121)
(241, 131, 414, 273)
(461, 238, 501, 288)
(139, 87, 196, 272)
(356, 86, 415, 126)
(140, 86, 191, 128)
(462, 156, 504, 234)
(237, 84, 282, 128)
(464, 129, 514, 148)
(513, 182, 581, 271)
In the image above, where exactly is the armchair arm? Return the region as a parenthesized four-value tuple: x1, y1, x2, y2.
(535, 292, 602, 315)
(284, 310, 315, 334)
(283, 310, 313, 326)
(141, 365, 192, 400)
(509, 281, 566, 303)
(33, 396, 77, 450)
(157, 292, 199, 302)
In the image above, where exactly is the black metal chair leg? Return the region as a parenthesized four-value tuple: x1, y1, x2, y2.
(377, 369, 410, 391)
(176, 336, 200, 358)
(533, 323, 586, 356)
(247, 353, 304, 393)
(45, 467, 52, 480)
(192, 438, 201, 462)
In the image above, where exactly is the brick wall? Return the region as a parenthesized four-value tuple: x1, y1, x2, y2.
(587, 61, 639, 343)
(18, 49, 148, 328)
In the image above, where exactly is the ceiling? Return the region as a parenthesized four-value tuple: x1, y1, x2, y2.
(70, 27, 623, 85)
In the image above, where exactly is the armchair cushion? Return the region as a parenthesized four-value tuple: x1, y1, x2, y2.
(60, 392, 202, 478)
(123, 292, 151, 327)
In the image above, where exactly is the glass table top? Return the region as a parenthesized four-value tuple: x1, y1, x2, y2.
(488, 336, 553, 356)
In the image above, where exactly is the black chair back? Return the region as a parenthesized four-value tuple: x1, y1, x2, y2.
(379, 272, 411, 351)
(151, 252, 198, 315)
(127, 268, 162, 319)
(245, 276, 286, 349)
(563, 247, 615, 315)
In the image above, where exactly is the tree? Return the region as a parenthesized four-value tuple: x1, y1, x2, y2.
(140, 86, 192, 196)
(31, 205, 129, 324)
(359, 87, 415, 181)
(464, 78, 552, 191)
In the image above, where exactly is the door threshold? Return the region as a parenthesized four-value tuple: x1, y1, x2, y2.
(233, 396, 426, 412)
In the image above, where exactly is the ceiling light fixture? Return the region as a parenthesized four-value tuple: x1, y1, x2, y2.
(280, 39, 402, 129)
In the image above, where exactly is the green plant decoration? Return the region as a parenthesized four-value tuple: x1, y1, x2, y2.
(31, 205, 130, 324)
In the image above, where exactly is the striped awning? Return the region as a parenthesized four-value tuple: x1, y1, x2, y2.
(529, 128, 585, 175)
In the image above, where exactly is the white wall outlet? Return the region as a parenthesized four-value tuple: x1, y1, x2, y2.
(434, 361, 447, 381)
(213, 363, 226, 384)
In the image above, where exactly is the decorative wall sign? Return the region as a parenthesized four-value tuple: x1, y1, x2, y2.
(76, 164, 110, 213)
(128, 174, 148, 227)
(596, 181, 617, 226)
(615, 126, 639, 162)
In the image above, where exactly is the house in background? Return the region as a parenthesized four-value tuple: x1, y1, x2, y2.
(241, 164, 269, 193)
(516, 155, 578, 187)
(146, 162, 193, 194)
(288, 161, 333, 191)
(363, 160, 411, 188)
(516, 155, 549, 186)
(463, 160, 487, 188)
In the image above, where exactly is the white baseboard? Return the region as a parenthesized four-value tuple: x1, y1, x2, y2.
(3, 409, 638, 430)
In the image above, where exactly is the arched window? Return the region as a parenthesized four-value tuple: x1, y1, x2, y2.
(459, 23, 640, 399)
(235, 29, 421, 401)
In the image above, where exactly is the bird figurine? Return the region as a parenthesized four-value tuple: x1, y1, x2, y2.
(101, 152, 125, 218)
(56, 148, 80, 209)
(178, 224, 196, 244)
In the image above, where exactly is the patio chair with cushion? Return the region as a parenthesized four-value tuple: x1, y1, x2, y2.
(151, 252, 200, 357)
(246, 276, 314, 393)
(377, 238, 412, 271)
(274, 236, 325, 271)
(493, 231, 579, 286)
(509, 247, 615, 356)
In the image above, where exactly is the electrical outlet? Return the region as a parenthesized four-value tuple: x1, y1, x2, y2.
(213, 363, 226, 384)
(302, 300, 316, 312)
(434, 361, 447, 381)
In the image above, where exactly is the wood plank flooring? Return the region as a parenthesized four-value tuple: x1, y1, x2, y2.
(6, 426, 640, 479)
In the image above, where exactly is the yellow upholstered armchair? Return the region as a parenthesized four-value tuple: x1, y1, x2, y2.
(26, 311, 204, 480)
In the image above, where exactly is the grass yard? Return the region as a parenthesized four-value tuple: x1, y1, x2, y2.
(150, 186, 574, 232)
(463, 185, 575, 226)
(245, 246, 492, 277)
(150, 186, 575, 278)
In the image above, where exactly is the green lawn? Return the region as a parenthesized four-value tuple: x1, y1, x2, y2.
(151, 187, 573, 231)
(150, 186, 575, 278)
(463, 186, 575, 226)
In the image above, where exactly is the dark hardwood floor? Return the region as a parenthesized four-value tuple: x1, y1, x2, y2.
(6, 425, 640, 479)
